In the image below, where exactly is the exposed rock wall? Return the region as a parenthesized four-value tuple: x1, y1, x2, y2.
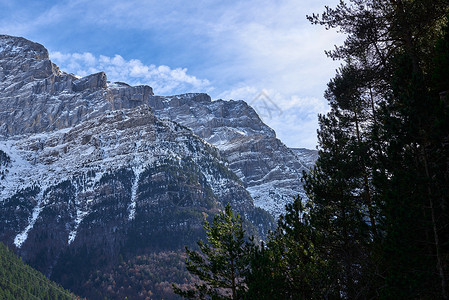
(146, 94, 317, 217)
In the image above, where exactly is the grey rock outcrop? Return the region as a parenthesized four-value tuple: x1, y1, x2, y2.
(146, 94, 317, 217)
(0, 36, 155, 137)
(72, 72, 107, 92)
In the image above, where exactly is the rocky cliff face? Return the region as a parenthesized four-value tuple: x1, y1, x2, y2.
(146, 94, 317, 217)
(0, 35, 274, 297)
(0, 35, 154, 137)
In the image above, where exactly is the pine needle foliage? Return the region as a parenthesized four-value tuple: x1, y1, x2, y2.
(173, 204, 250, 299)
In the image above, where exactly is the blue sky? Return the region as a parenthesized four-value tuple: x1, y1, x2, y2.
(1, 0, 343, 149)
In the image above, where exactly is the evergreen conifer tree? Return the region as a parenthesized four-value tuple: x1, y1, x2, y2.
(173, 204, 250, 299)
(306, 0, 449, 298)
(246, 196, 329, 299)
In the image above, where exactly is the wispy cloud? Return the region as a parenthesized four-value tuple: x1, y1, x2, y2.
(219, 87, 330, 149)
(50, 52, 212, 95)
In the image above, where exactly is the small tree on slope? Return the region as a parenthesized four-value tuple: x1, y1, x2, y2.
(173, 204, 250, 299)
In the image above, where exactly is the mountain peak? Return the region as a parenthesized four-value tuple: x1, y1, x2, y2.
(0, 35, 155, 138)
(0, 35, 49, 61)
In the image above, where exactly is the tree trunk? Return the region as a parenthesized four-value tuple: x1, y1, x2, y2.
(421, 147, 448, 299)
(231, 256, 236, 299)
(354, 111, 378, 238)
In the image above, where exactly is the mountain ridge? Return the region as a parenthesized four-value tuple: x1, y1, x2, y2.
(0, 34, 314, 299)
(146, 93, 315, 217)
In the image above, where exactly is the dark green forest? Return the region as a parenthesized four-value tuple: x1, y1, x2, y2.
(0, 242, 79, 299)
(174, 0, 449, 299)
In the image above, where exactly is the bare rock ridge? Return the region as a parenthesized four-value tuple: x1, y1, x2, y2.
(0, 35, 155, 136)
(147, 94, 315, 217)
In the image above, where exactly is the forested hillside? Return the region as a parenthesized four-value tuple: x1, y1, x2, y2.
(0, 242, 78, 299)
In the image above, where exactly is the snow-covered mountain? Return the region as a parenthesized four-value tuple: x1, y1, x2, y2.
(145, 94, 317, 217)
(0, 34, 316, 221)
(0, 35, 316, 298)
(0, 35, 275, 296)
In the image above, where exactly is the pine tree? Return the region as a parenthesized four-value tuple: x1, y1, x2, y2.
(303, 108, 378, 298)
(306, 0, 449, 298)
(377, 21, 449, 297)
(173, 204, 250, 299)
(245, 196, 330, 299)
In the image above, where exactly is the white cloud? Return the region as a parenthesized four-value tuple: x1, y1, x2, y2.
(50, 51, 212, 95)
(267, 94, 330, 149)
(201, 1, 344, 95)
(269, 109, 322, 150)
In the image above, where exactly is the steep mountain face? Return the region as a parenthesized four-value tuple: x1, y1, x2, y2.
(291, 147, 319, 168)
(145, 94, 317, 217)
(0, 35, 273, 298)
(0, 35, 153, 137)
(0, 34, 316, 220)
